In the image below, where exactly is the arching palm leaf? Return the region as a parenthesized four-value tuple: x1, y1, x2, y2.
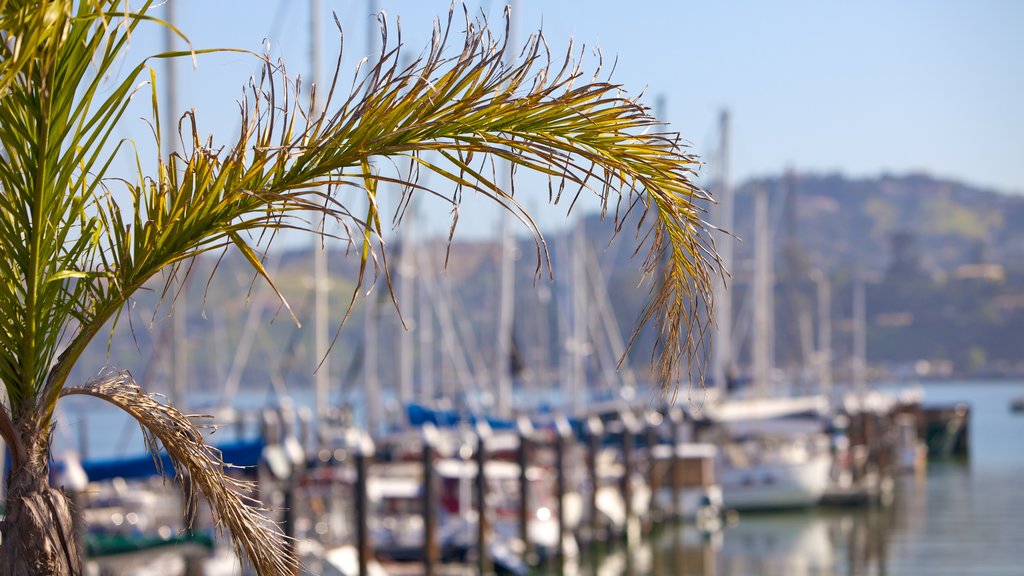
(0, 2, 718, 574)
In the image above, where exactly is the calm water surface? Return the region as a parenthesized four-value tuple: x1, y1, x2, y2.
(565, 381, 1024, 576)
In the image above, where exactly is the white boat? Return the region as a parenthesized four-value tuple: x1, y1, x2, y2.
(716, 432, 832, 510)
(703, 114, 833, 511)
(702, 396, 833, 511)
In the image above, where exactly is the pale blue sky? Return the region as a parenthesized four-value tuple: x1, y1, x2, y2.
(124, 0, 1023, 235)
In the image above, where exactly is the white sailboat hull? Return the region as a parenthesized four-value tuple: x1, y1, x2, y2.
(719, 449, 831, 511)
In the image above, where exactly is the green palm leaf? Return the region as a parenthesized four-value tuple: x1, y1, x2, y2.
(0, 2, 718, 574)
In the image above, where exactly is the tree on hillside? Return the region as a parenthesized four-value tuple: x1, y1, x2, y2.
(0, 1, 717, 573)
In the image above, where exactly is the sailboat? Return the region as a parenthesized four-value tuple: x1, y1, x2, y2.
(704, 111, 832, 511)
(704, 397, 832, 511)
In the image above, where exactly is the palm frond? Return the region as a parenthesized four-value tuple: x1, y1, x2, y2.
(40, 9, 715, 408)
(62, 370, 297, 576)
(0, 1, 719, 571)
(0, 1, 68, 97)
(0, 0, 161, 411)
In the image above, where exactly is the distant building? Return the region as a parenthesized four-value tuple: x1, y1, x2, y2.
(951, 263, 1005, 282)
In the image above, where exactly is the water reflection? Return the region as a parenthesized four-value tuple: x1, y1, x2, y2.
(567, 463, 1024, 576)
(574, 504, 896, 576)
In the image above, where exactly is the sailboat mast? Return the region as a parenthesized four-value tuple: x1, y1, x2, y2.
(494, 1, 518, 418)
(812, 269, 833, 399)
(712, 110, 734, 390)
(418, 246, 435, 402)
(583, 241, 639, 393)
(165, 2, 189, 409)
(363, 0, 382, 437)
(398, 211, 415, 418)
(852, 275, 867, 394)
(753, 185, 774, 393)
(570, 220, 587, 417)
(310, 0, 331, 426)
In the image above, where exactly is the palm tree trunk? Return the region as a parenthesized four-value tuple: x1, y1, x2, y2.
(1, 422, 83, 575)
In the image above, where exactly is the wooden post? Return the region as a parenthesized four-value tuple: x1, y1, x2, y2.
(298, 407, 312, 455)
(586, 415, 604, 543)
(517, 416, 535, 566)
(235, 409, 247, 441)
(865, 411, 877, 477)
(282, 425, 306, 575)
(878, 411, 892, 477)
(257, 409, 279, 508)
(668, 407, 683, 519)
(282, 477, 296, 572)
(354, 431, 375, 576)
(620, 410, 638, 543)
(850, 412, 866, 483)
(476, 423, 493, 575)
(422, 424, 439, 576)
(78, 415, 89, 460)
(554, 416, 573, 572)
(645, 411, 662, 528)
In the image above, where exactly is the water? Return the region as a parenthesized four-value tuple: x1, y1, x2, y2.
(567, 380, 1024, 576)
(59, 380, 1024, 574)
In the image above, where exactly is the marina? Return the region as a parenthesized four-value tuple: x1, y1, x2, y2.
(1, 2, 1019, 574)
(48, 104, 1014, 574)
(49, 378, 1024, 575)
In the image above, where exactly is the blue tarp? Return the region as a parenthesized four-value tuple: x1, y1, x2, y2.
(406, 403, 517, 431)
(79, 438, 265, 482)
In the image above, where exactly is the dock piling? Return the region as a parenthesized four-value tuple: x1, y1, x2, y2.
(297, 407, 312, 454)
(422, 424, 439, 576)
(554, 416, 573, 572)
(586, 415, 604, 543)
(668, 407, 683, 519)
(517, 416, 535, 566)
(620, 410, 640, 544)
(354, 431, 375, 576)
(476, 422, 493, 575)
(645, 410, 662, 527)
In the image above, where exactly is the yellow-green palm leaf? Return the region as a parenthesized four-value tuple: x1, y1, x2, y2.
(0, 2, 718, 574)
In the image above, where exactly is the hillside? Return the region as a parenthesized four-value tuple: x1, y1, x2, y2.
(726, 172, 1024, 379)
(69, 172, 1024, 403)
(731, 172, 1024, 273)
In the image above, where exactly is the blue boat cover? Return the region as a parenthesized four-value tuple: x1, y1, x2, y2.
(77, 438, 265, 482)
(406, 403, 517, 431)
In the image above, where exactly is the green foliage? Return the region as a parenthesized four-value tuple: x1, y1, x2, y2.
(864, 197, 899, 239)
(0, 1, 716, 572)
(922, 195, 987, 239)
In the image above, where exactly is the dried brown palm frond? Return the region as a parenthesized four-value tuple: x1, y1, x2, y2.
(62, 370, 294, 576)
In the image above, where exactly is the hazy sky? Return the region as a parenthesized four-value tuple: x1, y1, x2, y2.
(125, 0, 1023, 235)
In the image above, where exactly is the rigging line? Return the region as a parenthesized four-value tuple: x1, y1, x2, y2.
(105, 0, 296, 195)
(58, 0, 301, 462)
(418, 243, 477, 405)
(448, 278, 491, 386)
(217, 259, 285, 411)
(583, 234, 639, 392)
(113, 306, 175, 457)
